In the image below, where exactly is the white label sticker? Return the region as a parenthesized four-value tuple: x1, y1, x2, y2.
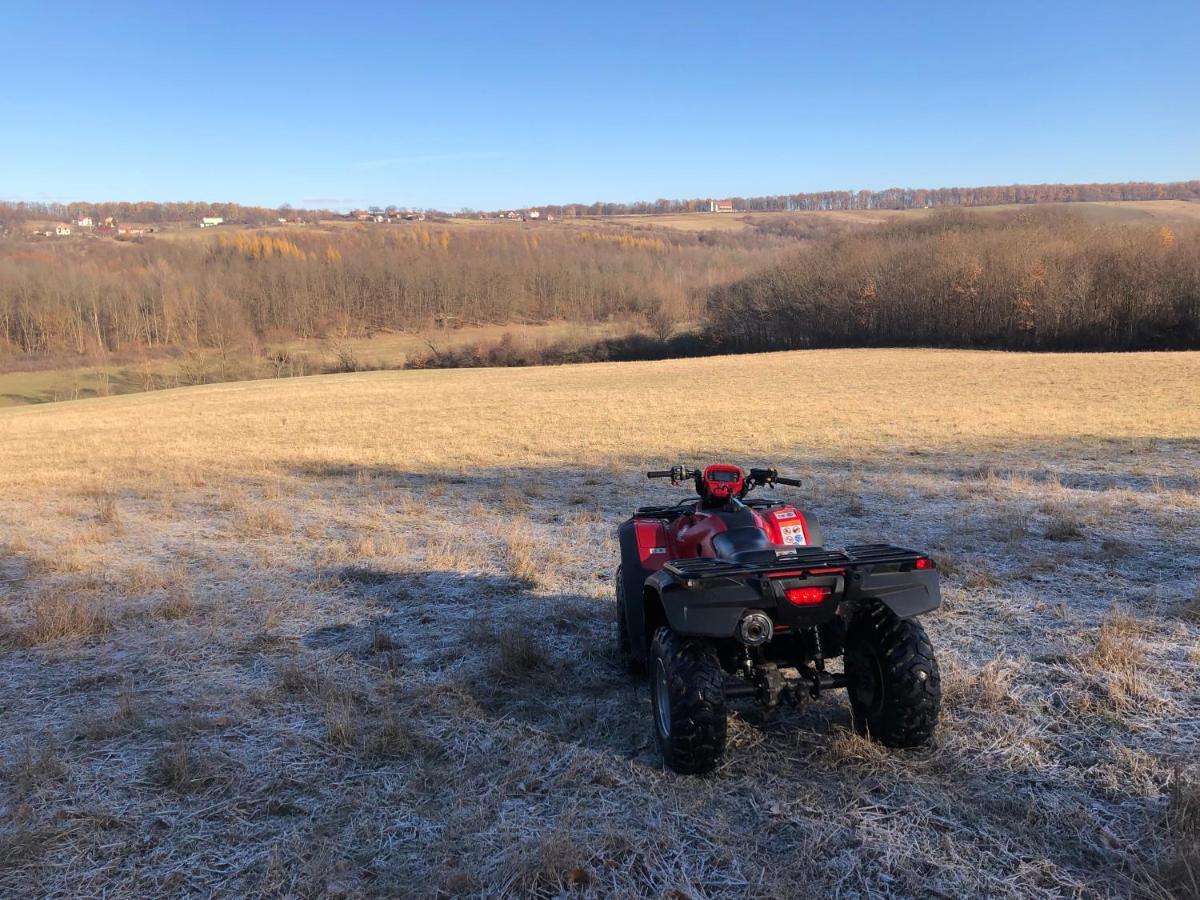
(774, 510, 797, 520)
(780, 524, 807, 545)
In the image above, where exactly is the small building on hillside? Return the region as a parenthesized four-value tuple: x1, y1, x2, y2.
(528, 209, 541, 219)
(55, 223, 72, 236)
(200, 217, 224, 228)
(76, 216, 93, 227)
(708, 199, 735, 213)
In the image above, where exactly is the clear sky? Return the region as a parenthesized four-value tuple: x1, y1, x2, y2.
(3, 1, 1197, 211)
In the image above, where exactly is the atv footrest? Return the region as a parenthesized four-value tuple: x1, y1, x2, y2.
(664, 543, 925, 583)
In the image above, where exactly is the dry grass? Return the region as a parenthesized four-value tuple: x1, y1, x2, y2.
(472, 618, 553, 682)
(0, 348, 1196, 897)
(18, 585, 110, 646)
(231, 504, 291, 536)
(1073, 610, 1165, 713)
(1159, 771, 1200, 897)
(153, 581, 194, 620)
(504, 530, 540, 585)
(1044, 509, 1086, 541)
(86, 488, 121, 529)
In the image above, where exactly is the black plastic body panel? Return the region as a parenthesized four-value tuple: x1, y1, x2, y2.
(850, 569, 940, 618)
(647, 569, 765, 639)
(617, 518, 652, 661)
(639, 558, 940, 644)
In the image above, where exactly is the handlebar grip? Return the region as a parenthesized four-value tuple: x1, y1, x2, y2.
(775, 476, 802, 487)
(647, 470, 672, 479)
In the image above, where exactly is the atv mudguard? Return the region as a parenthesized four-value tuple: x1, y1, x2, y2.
(647, 568, 760, 638)
(850, 568, 941, 619)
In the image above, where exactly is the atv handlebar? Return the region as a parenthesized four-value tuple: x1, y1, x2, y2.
(647, 466, 801, 490)
(647, 466, 697, 482)
(747, 467, 802, 488)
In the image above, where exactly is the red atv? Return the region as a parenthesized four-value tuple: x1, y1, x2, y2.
(616, 464, 941, 774)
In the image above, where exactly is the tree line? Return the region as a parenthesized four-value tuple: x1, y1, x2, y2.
(0, 223, 792, 360)
(3, 179, 1196, 233)
(0, 200, 338, 228)
(492, 180, 1200, 218)
(707, 209, 1200, 352)
(2, 208, 1196, 372)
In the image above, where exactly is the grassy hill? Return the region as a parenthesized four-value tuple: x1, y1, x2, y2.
(1, 349, 1197, 896)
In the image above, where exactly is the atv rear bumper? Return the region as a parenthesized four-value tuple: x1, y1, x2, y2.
(648, 544, 940, 640)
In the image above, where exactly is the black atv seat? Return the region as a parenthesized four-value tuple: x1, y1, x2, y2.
(712, 527, 777, 564)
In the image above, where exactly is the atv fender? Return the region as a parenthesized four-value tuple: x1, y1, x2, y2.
(644, 569, 763, 641)
(850, 569, 940, 618)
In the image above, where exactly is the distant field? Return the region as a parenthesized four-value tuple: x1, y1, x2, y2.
(1, 349, 1196, 896)
(587, 199, 1200, 232)
(0, 321, 631, 407)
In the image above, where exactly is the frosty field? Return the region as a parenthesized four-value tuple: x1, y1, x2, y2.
(1, 348, 1197, 898)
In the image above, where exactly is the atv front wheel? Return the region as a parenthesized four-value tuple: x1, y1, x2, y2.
(649, 626, 727, 774)
(844, 604, 941, 748)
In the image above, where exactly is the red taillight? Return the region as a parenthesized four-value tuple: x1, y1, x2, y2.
(914, 557, 934, 570)
(784, 586, 832, 606)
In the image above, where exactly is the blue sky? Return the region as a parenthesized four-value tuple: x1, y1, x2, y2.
(3, 1, 1197, 210)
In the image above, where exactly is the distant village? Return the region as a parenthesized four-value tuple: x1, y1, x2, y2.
(31, 215, 157, 238)
(345, 208, 554, 223)
(31, 214, 227, 238)
(31, 198, 740, 238)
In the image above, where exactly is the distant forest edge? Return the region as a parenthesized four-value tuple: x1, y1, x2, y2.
(517, 179, 1200, 218)
(2, 207, 1197, 385)
(708, 210, 1199, 353)
(2, 179, 1199, 223)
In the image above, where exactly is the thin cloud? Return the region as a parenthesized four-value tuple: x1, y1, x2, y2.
(357, 151, 503, 170)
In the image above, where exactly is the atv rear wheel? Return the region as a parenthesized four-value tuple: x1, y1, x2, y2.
(844, 603, 941, 748)
(649, 626, 727, 774)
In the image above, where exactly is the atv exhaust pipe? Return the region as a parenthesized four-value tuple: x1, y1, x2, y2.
(737, 611, 774, 646)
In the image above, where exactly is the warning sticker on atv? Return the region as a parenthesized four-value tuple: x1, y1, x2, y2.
(780, 524, 807, 545)
(774, 509, 797, 520)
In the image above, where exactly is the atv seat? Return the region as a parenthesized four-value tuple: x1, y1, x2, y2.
(712, 527, 777, 564)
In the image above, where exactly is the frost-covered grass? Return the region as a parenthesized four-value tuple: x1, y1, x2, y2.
(0, 349, 1197, 897)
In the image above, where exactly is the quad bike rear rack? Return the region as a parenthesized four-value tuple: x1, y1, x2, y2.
(664, 543, 928, 585)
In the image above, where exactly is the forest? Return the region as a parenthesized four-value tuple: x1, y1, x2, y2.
(709, 209, 1200, 352)
(0, 223, 792, 362)
(1, 206, 1197, 380)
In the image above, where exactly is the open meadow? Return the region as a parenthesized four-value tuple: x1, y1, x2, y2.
(1, 348, 1198, 897)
